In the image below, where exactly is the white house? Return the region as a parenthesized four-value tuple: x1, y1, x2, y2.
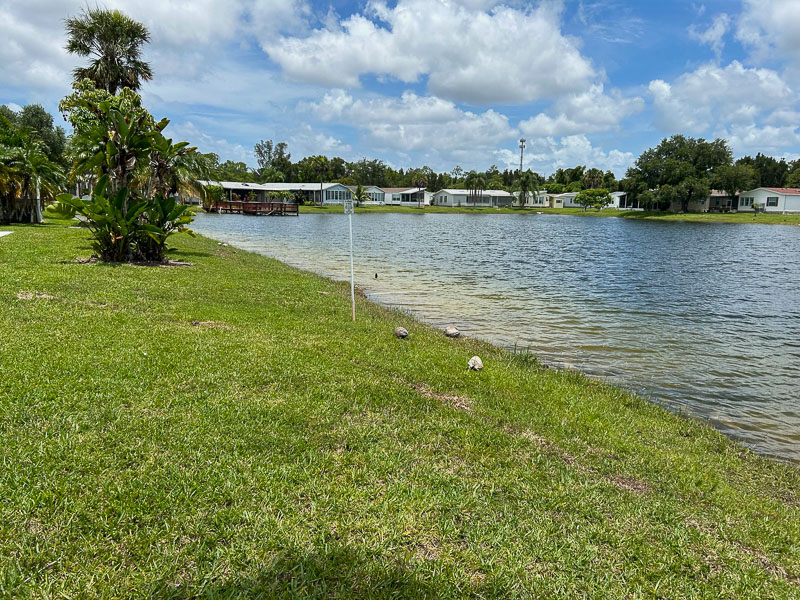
(736, 187, 800, 213)
(558, 192, 581, 208)
(432, 189, 515, 207)
(346, 185, 385, 203)
(515, 190, 550, 207)
(381, 187, 430, 206)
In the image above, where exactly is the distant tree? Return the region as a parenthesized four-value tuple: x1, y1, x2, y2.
(602, 170, 617, 191)
(412, 175, 427, 208)
(712, 164, 758, 209)
(217, 160, 252, 182)
(736, 153, 789, 188)
(786, 165, 800, 187)
(352, 183, 369, 207)
(451, 165, 463, 182)
(4, 104, 67, 165)
(254, 140, 273, 173)
(582, 167, 603, 190)
(516, 171, 537, 207)
(565, 181, 582, 192)
(575, 188, 611, 211)
(626, 135, 731, 212)
(544, 183, 564, 194)
(65, 8, 153, 95)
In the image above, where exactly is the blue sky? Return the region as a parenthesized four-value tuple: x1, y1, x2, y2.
(1, 0, 799, 177)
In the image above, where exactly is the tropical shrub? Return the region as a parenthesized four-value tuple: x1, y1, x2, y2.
(57, 81, 202, 262)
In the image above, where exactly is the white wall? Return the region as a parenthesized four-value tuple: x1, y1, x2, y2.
(740, 189, 800, 213)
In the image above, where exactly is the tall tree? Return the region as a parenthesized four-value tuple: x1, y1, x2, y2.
(582, 168, 603, 190)
(626, 135, 731, 212)
(65, 8, 153, 95)
(712, 164, 758, 208)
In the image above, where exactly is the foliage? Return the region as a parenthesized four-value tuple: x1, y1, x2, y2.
(711, 164, 758, 207)
(582, 167, 604, 190)
(575, 188, 612, 211)
(736, 153, 789, 188)
(544, 183, 564, 194)
(2, 104, 68, 165)
(57, 83, 201, 261)
(65, 7, 153, 95)
(57, 175, 147, 261)
(202, 184, 225, 211)
(626, 135, 731, 212)
(0, 113, 65, 224)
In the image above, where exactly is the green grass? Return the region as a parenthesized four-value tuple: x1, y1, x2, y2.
(300, 204, 800, 225)
(1, 220, 798, 598)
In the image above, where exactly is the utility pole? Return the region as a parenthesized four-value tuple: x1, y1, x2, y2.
(519, 138, 526, 173)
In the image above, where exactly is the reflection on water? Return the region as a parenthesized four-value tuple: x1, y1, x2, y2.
(193, 212, 800, 463)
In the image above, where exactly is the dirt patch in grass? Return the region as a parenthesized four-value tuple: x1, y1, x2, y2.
(609, 474, 652, 494)
(190, 320, 232, 330)
(17, 291, 56, 300)
(74, 256, 193, 267)
(520, 430, 579, 466)
(413, 383, 472, 412)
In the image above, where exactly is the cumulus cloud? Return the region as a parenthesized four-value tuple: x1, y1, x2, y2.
(289, 123, 352, 158)
(306, 89, 515, 158)
(520, 84, 644, 137)
(267, 0, 596, 104)
(497, 134, 635, 177)
(688, 13, 730, 58)
(649, 61, 795, 133)
(736, 0, 800, 65)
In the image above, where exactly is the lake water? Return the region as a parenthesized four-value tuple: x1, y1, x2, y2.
(192, 212, 800, 463)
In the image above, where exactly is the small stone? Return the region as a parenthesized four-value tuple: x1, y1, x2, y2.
(468, 356, 483, 371)
(444, 325, 460, 338)
(394, 326, 409, 339)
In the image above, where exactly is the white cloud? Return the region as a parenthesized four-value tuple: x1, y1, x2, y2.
(649, 61, 796, 133)
(306, 89, 516, 161)
(267, 0, 596, 104)
(519, 84, 644, 137)
(289, 123, 351, 158)
(168, 121, 251, 163)
(688, 13, 730, 58)
(496, 134, 635, 177)
(736, 0, 800, 65)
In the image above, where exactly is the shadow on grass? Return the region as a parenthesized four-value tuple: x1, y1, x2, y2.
(153, 544, 438, 599)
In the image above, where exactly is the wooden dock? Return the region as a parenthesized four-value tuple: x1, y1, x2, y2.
(215, 201, 299, 216)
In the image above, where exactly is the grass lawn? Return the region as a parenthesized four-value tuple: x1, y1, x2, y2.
(1, 220, 798, 598)
(300, 204, 800, 225)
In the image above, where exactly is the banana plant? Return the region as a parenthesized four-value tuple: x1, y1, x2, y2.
(137, 193, 194, 261)
(58, 174, 148, 262)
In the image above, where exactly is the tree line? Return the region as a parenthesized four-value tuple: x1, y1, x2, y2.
(205, 136, 800, 211)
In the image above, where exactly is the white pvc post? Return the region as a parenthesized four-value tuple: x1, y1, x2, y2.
(349, 212, 355, 321)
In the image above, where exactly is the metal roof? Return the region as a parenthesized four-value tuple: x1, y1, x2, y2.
(197, 180, 344, 191)
(435, 188, 513, 196)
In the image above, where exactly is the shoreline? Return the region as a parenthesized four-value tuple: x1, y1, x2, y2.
(198, 224, 799, 467)
(2, 219, 798, 596)
(296, 204, 800, 226)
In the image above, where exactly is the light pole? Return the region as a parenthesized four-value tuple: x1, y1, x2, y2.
(519, 138, 526, 173)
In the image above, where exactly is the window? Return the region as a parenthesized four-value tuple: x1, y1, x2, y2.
(767, 197, 779, 207)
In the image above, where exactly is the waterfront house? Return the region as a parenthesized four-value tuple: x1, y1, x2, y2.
(515, 190, 550, 207)
(197, 181, 352, 204)
(558, 192, 581, 208)
(346, 185, 385, 204)
(382, 187, 429, 206)
(433, 189, 515, 207)
(736, 187, 800, 213)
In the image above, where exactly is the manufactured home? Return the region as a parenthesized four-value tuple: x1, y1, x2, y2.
(433, 189, 515, 207)
(736, 187, 800, 213)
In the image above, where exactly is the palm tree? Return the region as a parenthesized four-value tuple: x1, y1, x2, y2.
(464, 171, 477, 205)
(412, 176, 427, 208)
(4, 134, 64, 223)
(65, 8, 153, 95)
(474, 174, 487, 205)
(517, 171, 534, 207)
(353, 183, 369, 207)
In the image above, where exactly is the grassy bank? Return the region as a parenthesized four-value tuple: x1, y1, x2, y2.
(1, 221, 798, 598)
(300, 204, 800, 225)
